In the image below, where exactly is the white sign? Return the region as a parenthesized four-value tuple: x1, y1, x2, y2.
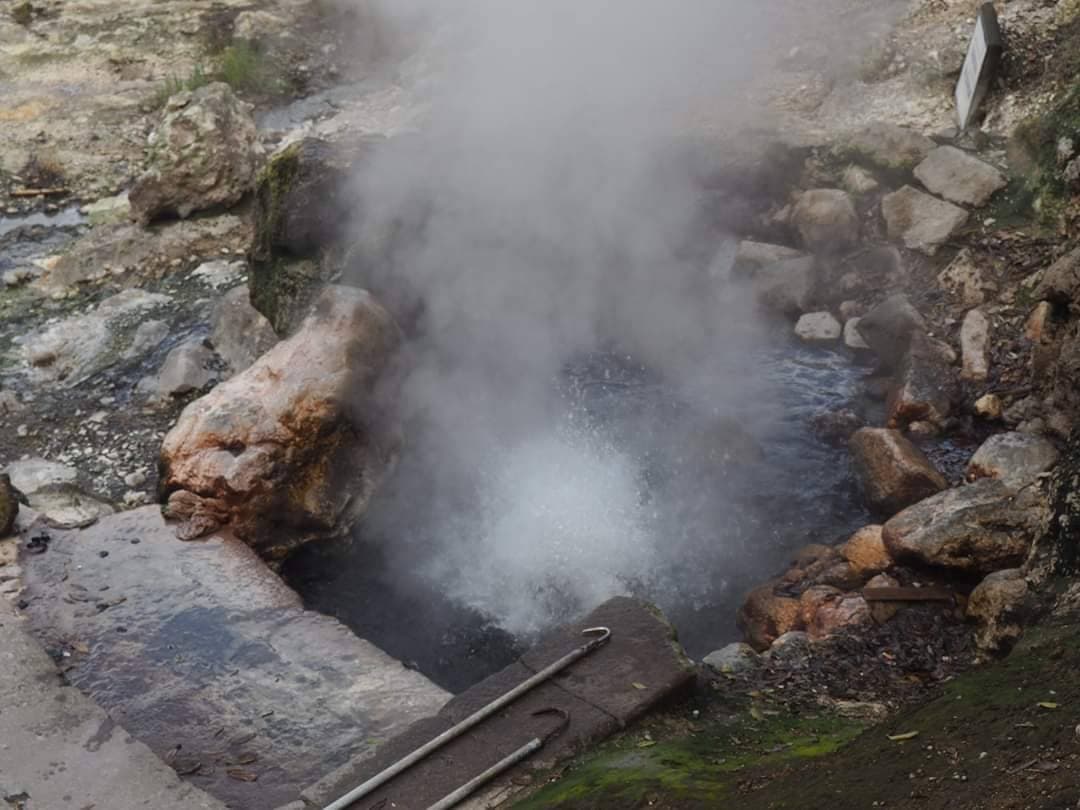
(955, 4, 1002, 130)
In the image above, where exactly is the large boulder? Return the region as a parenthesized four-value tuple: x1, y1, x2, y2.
(790, 189, 859, 253)
(209, 285, 279, 374)
(130, 84, 262, 224)
(882, 479, 1047, 574)
(751, 255, 815, 316)
(737, 583, 804, 651)
(849, 428, 947, 515)
(856, 294, 927, 370)
(967, 432, 1060, 490)
(881, 186, 969, 256)
(250, 135, 383, 335)
(887, 332, 957, 429)
(913, 146, 1006, 208)
(840, 525, 892, 577)
(159, 286, 403, 560)
(966, 569, 1032, 654)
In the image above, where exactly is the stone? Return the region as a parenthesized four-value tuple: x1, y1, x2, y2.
(849, 428, 947, 515)
(20, 289, 172, 387)
(810, 408, 862, 445)
(154, 341, 215, 397)
(22, 487, 114, 529)
(808, 592, 870, 640)
(938, 248, 996, 306)
(0, 389, 24, 416)
(840, 525, 891, 577)
(790, 189, 859, 253)
(209, 285, 278, 374)
(856, 294, 927, 370)
(1025, 301, 1054, 343)
(914, 146, 1006, 207)
(865, 572, 902, 623)
(1035, 246, 1080, 304)
(844, 317, 870, 350)
(841, 164, 879, 195)
(794, 311, 842, 342)
(737, 583, 804, 651)
(841, 122, 937, 172)
(130, 83, 262, 224)
(81, 191, 131, 225)
(887, 333, 957, 429)
(881, 185, 970, 256)
(882, 479, 1047, 574)
(731, 240, 806, 276)
(123, 470, 147, 488)
(190, 259, 245, 290)
(764, 631, 813, 667)
(974, 393, 1003, 420)
(751, 255, 815, 316)
(966, 569, 1031, 653)
(967, 431, 1060, 490)
(0, 474, 18, 537)
(123, 319, 170, 361)
(960, 309, 990, 381)
(799, 585, 841, 627)
(5, 457, 77, 493)
(159, 286, 402, 560)
(703, 642, 760, 674)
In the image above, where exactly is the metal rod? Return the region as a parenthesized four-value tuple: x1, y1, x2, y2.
(322, 627, 611, 810)
(426, 708, 570, 810)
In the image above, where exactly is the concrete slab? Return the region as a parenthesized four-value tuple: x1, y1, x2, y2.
(0, 597, 227, 810)
(16, 507, 450, 810)
(302, 597, 695, 810)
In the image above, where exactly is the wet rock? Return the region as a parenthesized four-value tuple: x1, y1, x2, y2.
(882, 479, 1047, 574)
(731, 240, 805, 276)
(841, 164, 879, 195)
(0, 474, 18, 538)
(159, 286, 403, 560)
(974, 393, 1003, 420)
(881, 185, 969, 256)
(751, 255, 815, 316)
(794, 311, 841, 342)
(850, 428, 947, 515)
(960, 309, 990, 382)
(841, 525, 891, 577)
(808, 592, 870, 640)
(810, 408, 862, 445)
(843, 317, 870, 350)
(913, 146, 1006, 207)
(250, 135, 382, 335)
(967, 431, 1059, 490)
(856, 294, 927, 370)
(938, 248, 996, 307)
(966, 569, 1032, 654)
(19, 289, 172, 387)
(130, 84, 261, 224)
(153, 341, 215, 398)
(887, 333, 957, 429)
(791, 189, 859, 253)
(702, 642, 760, 674)
(209, 285, 279, 374)
(737, 583, 804, 651)
(841, 122, 937, 172)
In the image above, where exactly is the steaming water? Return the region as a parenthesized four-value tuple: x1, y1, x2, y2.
(284, 336, 870, 691)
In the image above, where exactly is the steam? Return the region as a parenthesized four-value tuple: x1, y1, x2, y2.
(342, 1, 894, 638)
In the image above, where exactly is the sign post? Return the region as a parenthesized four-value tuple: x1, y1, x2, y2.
(955, 3, 1003, 130)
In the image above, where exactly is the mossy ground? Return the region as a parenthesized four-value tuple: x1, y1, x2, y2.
(513, 619, 1080, 810)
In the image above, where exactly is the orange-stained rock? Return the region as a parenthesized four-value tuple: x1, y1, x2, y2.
(799, 585, 841, 627)
(737, 583, 804, 652)
(808, 593, 871, 640)
(160, 285, 402, 559)
(840, 525, 892, 577)
(850, 428, 947, 516)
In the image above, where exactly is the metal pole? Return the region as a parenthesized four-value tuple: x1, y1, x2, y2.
(426, 708, 570, 810)
(322, 627, 610, 810)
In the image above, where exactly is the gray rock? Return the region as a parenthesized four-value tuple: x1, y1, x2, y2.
(191, 259, 245, 290)
(881, 185, 969, 255)
(855, 294, 927, 370)
(843, 317, 870, 350)
(752, 256, 815, 316)
(6, 458, 78, 494)
(841, 122, 937, 171)
(130, 83, 262, 224)
(887, 332, 957, 429)
(731, 241, 805, 276)
(960, 309, 990, 382)
(842, 164, 879, 195)
(883, 479, 1047, 574)
(794, 311, 842, 342)
(764, 631, 813, 668)
(209, 285, 279, 374)
(791, 189, 859, 253)
(123, 470, 148, 488)
(82, 191, 131, 226)
(938, 248, 996, 306)
(850, 427, 947, 516)
(966, 569, 1032, 653)
(23, 486, 114, 529)
(702, 642, 760, 674)
(122, 319, 170, 361)
(967, 432, 1060, 490)
(914, 146, 1006, 207)
(155, 341, 215, 397)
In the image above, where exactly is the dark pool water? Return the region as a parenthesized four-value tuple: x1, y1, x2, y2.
(283, 333, 872, 693)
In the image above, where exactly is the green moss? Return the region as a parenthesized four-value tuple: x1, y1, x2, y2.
(217, 41, 291, 97)
(1009, 82, 1080, 228)
(151, 64, 211, 109)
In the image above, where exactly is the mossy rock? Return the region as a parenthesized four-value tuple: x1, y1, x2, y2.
(1009, 82, 1080, 226)
(0, 474, 19, 537)
(11, 1, 33, 25)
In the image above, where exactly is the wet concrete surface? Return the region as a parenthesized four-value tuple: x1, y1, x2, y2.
(302, 597, 695, 810)
(16, 507, 450, 809)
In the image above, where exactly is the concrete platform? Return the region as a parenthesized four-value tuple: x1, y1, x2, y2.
(16, 507, 450, 809)
(302, 597, 696, 810)
(0, 597, 227, 810)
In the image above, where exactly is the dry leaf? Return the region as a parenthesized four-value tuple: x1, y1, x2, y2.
(887, 731, 920, 742)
